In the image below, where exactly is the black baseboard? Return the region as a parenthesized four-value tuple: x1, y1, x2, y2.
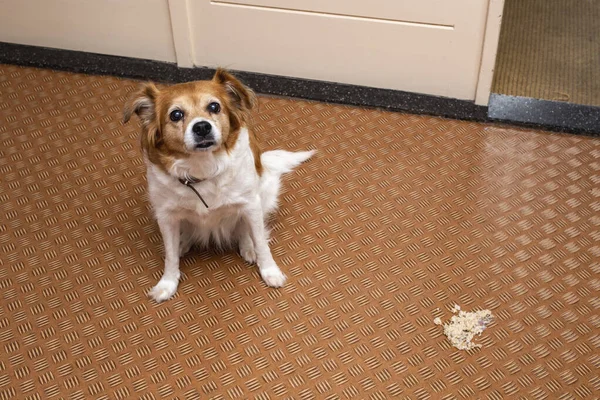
(0, 42, 598, 136)
(0, 42, 487, 122)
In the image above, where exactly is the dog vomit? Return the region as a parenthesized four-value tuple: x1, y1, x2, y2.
(434, 305, 493, 350)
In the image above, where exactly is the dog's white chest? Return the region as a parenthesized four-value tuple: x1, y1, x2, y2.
(184, 180, 246, 216)
(146, 161, 256, 220)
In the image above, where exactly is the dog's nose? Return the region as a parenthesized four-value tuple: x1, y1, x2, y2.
(192, 121, 212, 136)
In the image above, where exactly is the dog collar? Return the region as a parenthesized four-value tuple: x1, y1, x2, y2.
(178, 177, 209, 208)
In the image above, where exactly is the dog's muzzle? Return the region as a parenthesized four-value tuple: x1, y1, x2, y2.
(191, 121, 215, 149)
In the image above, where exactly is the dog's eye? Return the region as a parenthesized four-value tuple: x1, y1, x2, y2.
(207, 102, 221, 114)
(170, 109, 184, 122)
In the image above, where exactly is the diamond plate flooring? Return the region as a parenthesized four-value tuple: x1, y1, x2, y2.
(0, 64, 599, 400)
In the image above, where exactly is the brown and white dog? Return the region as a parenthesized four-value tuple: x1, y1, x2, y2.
(124, 69, 314, 302)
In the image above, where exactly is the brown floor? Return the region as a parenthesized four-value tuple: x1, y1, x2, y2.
(493, 0, 600, 106)
(0, 64, 599, 400)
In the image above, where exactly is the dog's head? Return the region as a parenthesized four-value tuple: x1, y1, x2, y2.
(123, 69, 256, 168)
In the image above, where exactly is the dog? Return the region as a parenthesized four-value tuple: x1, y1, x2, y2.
(123, 69, 314, 302)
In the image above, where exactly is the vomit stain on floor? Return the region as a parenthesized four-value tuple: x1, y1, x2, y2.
(435, 305, 494, 350)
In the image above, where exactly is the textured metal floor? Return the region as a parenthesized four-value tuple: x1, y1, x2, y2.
(1, 64, 599, 400)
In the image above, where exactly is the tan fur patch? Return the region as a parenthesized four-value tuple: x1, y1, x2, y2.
(248, 129, 263, 175)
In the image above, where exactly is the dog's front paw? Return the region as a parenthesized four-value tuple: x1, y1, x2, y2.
(260, 265, 286, 288)
(148, 277, 179, 302)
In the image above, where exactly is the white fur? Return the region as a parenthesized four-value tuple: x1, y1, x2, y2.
(145, 127, 314, 302)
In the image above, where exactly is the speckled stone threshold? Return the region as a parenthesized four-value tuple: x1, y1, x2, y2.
(0, 41, 598, 136)
(489, 94, 600, 135)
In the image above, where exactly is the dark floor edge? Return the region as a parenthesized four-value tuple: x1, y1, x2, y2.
(1, 42, 598, 136)
(488, 94, 599, 136)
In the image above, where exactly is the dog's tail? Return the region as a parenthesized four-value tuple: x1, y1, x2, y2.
(259, 150, 315, 215)
(261, 150, 315, 174)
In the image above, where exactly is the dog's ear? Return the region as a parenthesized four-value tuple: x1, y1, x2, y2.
(123, 82, 160, 125)
(123, 83, 161, 150)
(213, 68, 256, 111)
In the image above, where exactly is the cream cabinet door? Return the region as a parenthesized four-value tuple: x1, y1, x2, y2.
(188, 0, 489, 100)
